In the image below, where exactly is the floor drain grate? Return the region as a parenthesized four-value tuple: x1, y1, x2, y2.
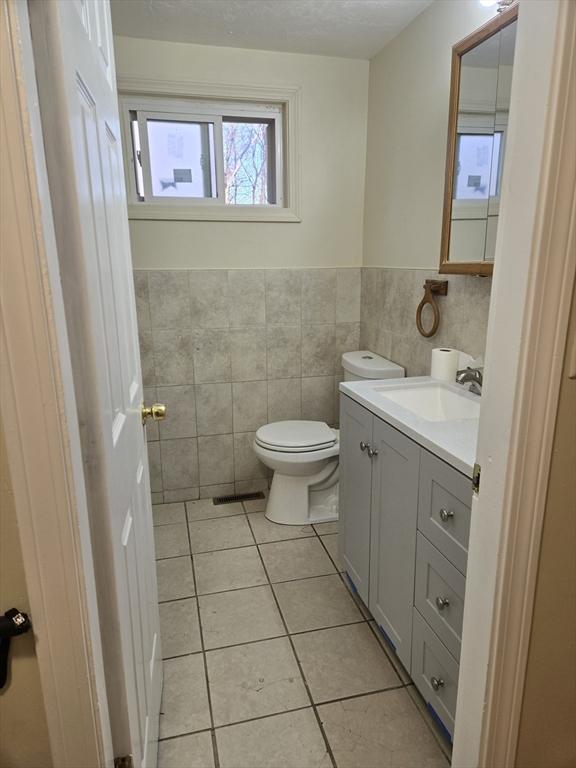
(213, 491, 265, 505)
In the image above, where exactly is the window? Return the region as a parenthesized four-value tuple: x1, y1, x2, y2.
(120, 92, 298, 221)
(454, 132, 503, 200)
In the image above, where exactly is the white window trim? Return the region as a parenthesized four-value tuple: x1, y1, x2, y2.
(117, 77, 301, 222)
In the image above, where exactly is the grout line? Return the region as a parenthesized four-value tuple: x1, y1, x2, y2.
(201, 613, 371, 655)
(248, 521, 338, 768)
(214, 705, 313, 733)
(158, 593, 196, 605)
(190, 541, 256, 556)
(203, 631, 288, 654)
(191, 564, 350, 598)
(157, 683, 415, 743)
(316, 530, 344, 575)
(288, 617, 367, 638)
(186, 512, 246, 524)
(155, 550, 191, 562)
(162, 649, 203, 662)
(316, 682, 409, 708)
(210, 730, 220, 768)
(184, 517, 221, 768)
(158, 726, 213, 744)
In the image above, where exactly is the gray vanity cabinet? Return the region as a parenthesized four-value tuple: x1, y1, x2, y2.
(339, 395, 374, 604)
(340, 391, 473, 739)
(369, 418, 420, 670)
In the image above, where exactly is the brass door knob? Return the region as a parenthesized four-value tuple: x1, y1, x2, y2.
(141, 402, 166, 424)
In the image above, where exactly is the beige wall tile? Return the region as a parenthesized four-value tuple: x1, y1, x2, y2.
(195, 383, 233, 436)
(198, 435, 234, 485)
(232, 381, 268, 432)
(230, 327, 267, 381)
(193, 329, 232, 383)
(149, 270, 192, 329)
(302, 325, 336, 377)
(228, 270, 266, 326)
(189, 270, 230, 328)
(152, 330, 195, 385)
(157, 385, 197, 439)
(161, 437, 199, 489)
(265, 269, 301, 324)
(302, 269, 337, 323)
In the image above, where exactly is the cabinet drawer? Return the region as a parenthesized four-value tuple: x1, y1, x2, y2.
(411, 608, 459, 738)
(418, 450, 472, 574)
(415, 533, 466, 660)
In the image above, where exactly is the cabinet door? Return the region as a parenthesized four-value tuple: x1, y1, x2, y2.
(411, 608, 460, 739)
(418, 450, 472, 574)
(369, 418, 420, 670)
(339, 395, 373, 604)
(414, 532, 466, 660)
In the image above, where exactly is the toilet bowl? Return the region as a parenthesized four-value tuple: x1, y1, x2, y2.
(254, 421, 340, 526)
(253, 351, 405, 526)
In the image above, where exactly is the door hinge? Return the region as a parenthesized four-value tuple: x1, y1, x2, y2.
(114, 756, 133, 768)
(472, 462, 481, 494)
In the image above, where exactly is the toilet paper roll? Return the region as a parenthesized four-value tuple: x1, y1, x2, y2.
(431, 348, 459, 382)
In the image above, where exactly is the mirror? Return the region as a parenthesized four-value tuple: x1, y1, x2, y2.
(440, 5, 518, 275)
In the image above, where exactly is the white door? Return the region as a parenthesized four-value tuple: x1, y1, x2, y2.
(28, 1, 162, 766)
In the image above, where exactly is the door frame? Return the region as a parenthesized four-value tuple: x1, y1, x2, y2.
(1, 2, 112, 766)
(2, 1, 574, 767)
(453, 1, 576, 765)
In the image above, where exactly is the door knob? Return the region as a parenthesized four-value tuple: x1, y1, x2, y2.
(439, 508, 454, 522)
(367, 446, 378, 458)
(430, 676, 445, 691)
(435, 596, 450, 610)
(141, 402, 166, 424)
(360, 441, 369, 452)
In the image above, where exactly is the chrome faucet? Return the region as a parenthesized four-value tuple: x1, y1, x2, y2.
(456, 367, 483, 395)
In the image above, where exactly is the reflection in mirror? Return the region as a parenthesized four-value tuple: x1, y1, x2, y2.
(441, 6, 517, 275)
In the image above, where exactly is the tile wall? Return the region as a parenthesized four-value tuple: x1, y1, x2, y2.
(360, 268, 492, 376)
(134, 268, 361, 502)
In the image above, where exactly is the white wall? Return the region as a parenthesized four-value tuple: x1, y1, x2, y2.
(363, 0, 495, 269)
(113, 37, 369, 269)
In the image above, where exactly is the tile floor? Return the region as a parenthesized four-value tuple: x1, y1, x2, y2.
(153, 495, 450, 768)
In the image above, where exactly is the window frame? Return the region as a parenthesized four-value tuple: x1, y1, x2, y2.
(136, 109, 223, 204)
(118, 80, 301, 222)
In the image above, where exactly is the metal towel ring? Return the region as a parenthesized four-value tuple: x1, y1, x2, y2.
(416, 280, 448, 338)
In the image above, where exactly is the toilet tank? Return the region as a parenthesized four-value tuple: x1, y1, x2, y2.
(341, 350, 405, 381)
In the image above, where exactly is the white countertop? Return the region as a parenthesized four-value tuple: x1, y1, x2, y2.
(339, 376, 479, 478)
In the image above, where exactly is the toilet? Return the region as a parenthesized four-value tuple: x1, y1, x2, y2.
(254, 351, 405, 526)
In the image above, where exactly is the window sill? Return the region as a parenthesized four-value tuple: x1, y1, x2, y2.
(127, 203, 301, 223)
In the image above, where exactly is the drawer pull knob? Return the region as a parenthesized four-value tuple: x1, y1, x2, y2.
(367, 446, 378, 458)
(360, 441, 368, 452)
(436, 596, 450, 610)
(431, 676, 445, 691)
(439, 508, 454, 522)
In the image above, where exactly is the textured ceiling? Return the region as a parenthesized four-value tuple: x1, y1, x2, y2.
(110, 0, 433, 59)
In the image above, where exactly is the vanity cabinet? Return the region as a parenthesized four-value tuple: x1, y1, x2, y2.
(339, 395, 373, 604)
(339, 393, 473, 738)
(369, 417, 420, 670)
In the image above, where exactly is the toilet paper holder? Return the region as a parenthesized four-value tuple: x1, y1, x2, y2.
(416, 280, 449, 338)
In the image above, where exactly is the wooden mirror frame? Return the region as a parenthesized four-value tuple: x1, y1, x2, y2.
(439, 3, 519, 276)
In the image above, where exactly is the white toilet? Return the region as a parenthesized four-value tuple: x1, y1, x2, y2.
(254, 351, 405, 526)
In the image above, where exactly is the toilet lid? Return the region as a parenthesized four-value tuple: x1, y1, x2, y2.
(256, 421, 337, 451)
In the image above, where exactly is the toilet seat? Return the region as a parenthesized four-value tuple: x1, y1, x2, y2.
(255, 420, 337, 453)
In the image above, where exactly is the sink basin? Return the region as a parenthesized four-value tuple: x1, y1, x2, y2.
(373, 383, 480, 422)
